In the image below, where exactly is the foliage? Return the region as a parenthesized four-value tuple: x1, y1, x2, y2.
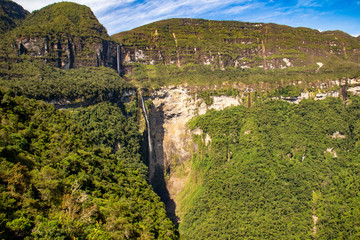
(11, 2, 108, 39)
(181, 96, 360, 239)
(114, 18, 360, 88)
(0, 0, 28, 33)
(70, 101, 142, 161)
(128, 61, 360, 88)
(0, 90, 178, 239)
(0, 60, 128, 103)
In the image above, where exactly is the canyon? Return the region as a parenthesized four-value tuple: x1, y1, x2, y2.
(1, 1, 360, 238)
(142, 78, 360, 223)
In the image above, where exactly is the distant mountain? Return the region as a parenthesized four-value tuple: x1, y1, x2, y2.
(0, 0, 28, 33)
(113, 18, 360, 71)
(1, 2, 119, 70)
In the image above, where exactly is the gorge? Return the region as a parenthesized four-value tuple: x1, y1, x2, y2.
(1, 1, 360, 239)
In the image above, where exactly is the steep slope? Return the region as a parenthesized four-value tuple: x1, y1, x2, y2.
(178, 96, 360, 239)
(0, 0, 28, 33)
(2, 2, 119, 70)
(113, 18, 360, 73)
(0, 90, 178, 239)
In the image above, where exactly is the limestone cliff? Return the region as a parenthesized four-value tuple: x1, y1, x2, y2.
(15, 36, 119, 70)
(146, 86, 241, 221)
(113, 19, 360, 73)
(3, 2, 120, 71)
(145, 78, 360, 222)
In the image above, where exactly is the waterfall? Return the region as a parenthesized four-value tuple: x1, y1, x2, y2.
(140, 94, 154, 181)
(116, 44, 121, 75)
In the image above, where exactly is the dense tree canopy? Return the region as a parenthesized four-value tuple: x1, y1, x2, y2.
(0, 90, 178, 239)
(181, 96, 360, 239)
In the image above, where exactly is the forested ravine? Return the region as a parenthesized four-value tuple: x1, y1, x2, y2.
(141, 81, 360, 235)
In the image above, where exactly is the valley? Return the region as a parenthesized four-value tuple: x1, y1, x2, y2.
(0, 1, 360, 239)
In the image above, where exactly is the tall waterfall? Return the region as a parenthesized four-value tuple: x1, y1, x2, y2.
(116, 44, 121, 75)
(140, 95, 154, 181)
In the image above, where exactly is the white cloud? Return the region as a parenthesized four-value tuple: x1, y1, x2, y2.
(11, 0, 360, 37)
(12, 0, 134, 13)
(224, 4, 254, 15)
(296, 0, 322, 7)
(98, 0, 258, 34)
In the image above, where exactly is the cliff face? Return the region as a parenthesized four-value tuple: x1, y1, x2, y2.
(146, 79, 360, 222)
(113, 19, 360, 73)
(147, 86, 241, 221)
(3, 2, 120, 71)
(15, 36, 119, 70)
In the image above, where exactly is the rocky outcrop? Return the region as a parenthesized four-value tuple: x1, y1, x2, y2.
(146, 79, 360, 222)
(148, 87, 241, 177)
(113, 19, 360, 73)
(4, 2, 122, 72)
(15, 36, 120, 70)
(147, 86, 240, 222)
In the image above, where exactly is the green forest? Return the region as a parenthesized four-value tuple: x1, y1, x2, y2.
(0, 90, 177, 239)
(1, 0, 360, 239)
(0, 60, 129, 103)
(180, 96, 360, 239)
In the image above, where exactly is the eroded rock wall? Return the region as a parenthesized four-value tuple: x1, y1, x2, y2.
(15, 36, 119, 70)
(147, 86, 241, 219)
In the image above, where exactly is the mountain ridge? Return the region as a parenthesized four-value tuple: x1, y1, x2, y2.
(0, 0, 28, 33)
(1, 1, 119, 70)
(1, 2, 360, 239)
(113, 18, 360, 71)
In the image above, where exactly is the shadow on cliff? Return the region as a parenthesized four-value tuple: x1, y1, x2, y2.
(147, 103, 180, 227)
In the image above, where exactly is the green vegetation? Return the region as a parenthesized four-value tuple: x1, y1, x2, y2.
(1, 1, 360, 239)
(12, 2, 107, 38)
(128, 58, 360, 88)
(0, 0, 28, 33)
(0, 90, 178, 239)
(70, 101, 141, 156)
(180, 96, 360, 239)
(0, 59, 128, 103)
(113, 18, 360, 84)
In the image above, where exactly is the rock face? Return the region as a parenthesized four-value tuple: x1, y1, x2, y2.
(147, 86, 241, 221)
(113, 19, 360, 73)
(16, 37, 119, 70)
(149, 87, 241, 178)
(5, 2, 121, 71)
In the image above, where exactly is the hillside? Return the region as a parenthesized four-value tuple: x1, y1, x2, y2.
(0, 90, 178, 239)
(0, 2, 119, 70)
(177, 96, 360, 239)
(113, 18, 360, 87)
(0, 0, 28, 33)
(1, 1, 360, 240)
(113, 18, 360, 67)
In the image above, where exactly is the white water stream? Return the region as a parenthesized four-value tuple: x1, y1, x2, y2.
(140, 95, 154, 181)
(116, 44, 121, 75)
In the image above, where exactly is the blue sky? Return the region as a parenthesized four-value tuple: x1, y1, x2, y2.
(13, 0, 360, 36)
